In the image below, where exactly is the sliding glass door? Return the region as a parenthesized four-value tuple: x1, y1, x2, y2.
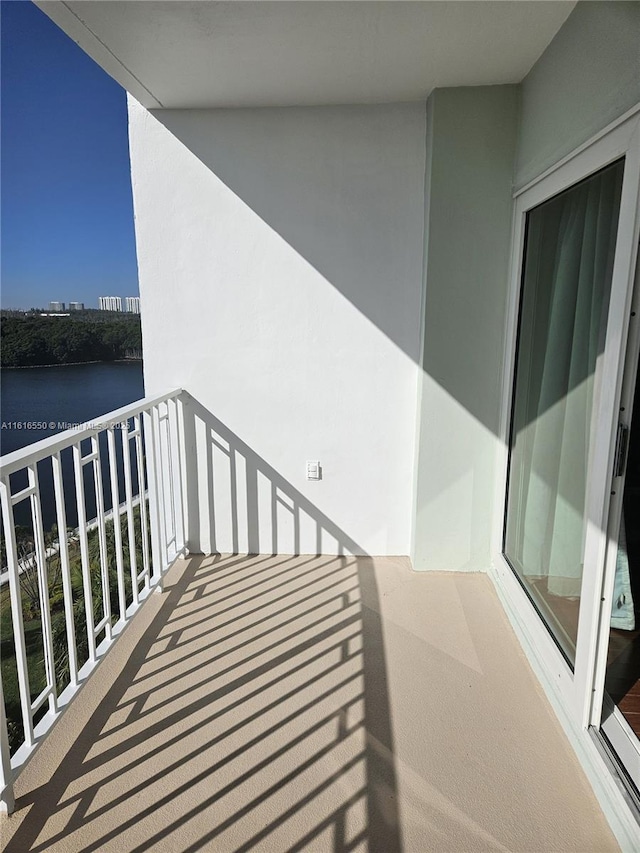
(504, 160, 625, 666)
(494, 109, 640, 829)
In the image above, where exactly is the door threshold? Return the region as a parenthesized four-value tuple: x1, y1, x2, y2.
(591, 723, 640, 821)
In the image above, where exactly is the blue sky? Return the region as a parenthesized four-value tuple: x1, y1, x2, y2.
(1, 0, 139, 310)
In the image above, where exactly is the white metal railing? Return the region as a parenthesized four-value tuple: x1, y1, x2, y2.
(0, 389, 187, 812)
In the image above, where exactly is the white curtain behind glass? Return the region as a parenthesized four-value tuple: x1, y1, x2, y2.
(507, 161, 624, 596)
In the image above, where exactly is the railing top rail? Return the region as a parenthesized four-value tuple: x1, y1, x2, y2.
(0, 389, 183, 477)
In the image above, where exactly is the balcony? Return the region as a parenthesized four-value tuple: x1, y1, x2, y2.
(0, 392, 619, 851)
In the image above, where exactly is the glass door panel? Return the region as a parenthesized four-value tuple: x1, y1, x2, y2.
(504, 159, 625, 666)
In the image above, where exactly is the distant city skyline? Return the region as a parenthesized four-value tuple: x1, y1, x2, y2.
(3, 296, 140, 313)
(1, 1, 139, 310)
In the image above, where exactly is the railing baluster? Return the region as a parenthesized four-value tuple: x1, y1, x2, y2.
(157, 406, 170, 564)
(169, 396, 186, 556)
(135, 415, 151, 589)
(121, 420, 139, 606)
(92, 437, 112, 643)
(0, 677, 15, 814)
(156, 406, 170, 570)
(107, 427, 127, 622)
(29, 465, 57, 714)
(149, 406, 167, 581)
(52, 451, 78, 688)
(160, 409, 175, 557)
(73, 444, 96, 664)
(143, 407, 165, 586)
(177, 394, 191, 553)
(0, 477, 34, 747)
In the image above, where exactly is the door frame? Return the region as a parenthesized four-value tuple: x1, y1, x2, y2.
(489, 105, 640, 843)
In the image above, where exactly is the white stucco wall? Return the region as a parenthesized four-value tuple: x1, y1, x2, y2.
(412, 86, 519, 572)
(128, 99, 426, 556)
(516, 1, 640, 189)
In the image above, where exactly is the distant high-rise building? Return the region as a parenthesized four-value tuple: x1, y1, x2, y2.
(99, 296, 122, 312)
(69, 302, 84, 311)
(125, 296, 141, 314)
(49, 301, 65, 312)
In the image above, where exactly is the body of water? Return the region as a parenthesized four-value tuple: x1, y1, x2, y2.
(1, 362, 145, 530)
(1, 362, 144, 456)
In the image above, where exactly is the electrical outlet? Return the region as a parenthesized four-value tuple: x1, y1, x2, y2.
(306, 460, 320, 480)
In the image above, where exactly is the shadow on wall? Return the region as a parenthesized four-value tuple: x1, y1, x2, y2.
(152, 104, 426, 367)
(149, 99, 624, 572)
(151, 100, 609, 562)
(4, 442, 403, 851)
(151, 97, 623, 450)
(182, 392, 366, 558)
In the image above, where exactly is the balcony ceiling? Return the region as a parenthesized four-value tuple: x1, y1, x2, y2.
(36, 1, 576, 109)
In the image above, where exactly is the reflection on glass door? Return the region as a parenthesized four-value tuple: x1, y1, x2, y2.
(601, 256, 640, 793)
(504, 159, 625, 666)
(605, 354, 640, 707)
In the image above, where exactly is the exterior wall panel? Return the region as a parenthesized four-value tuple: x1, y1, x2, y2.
(516, 1, 640, 190)
(128, 99, 426, 556)
(412, 85, 519, 572)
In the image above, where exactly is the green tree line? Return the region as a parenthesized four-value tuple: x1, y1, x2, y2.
(1, 314, 142, 367)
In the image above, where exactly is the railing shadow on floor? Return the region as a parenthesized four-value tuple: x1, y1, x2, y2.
(3, 395, 403, 852)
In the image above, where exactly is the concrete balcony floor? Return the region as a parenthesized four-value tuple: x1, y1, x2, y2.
(1, 554, 618, 852)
